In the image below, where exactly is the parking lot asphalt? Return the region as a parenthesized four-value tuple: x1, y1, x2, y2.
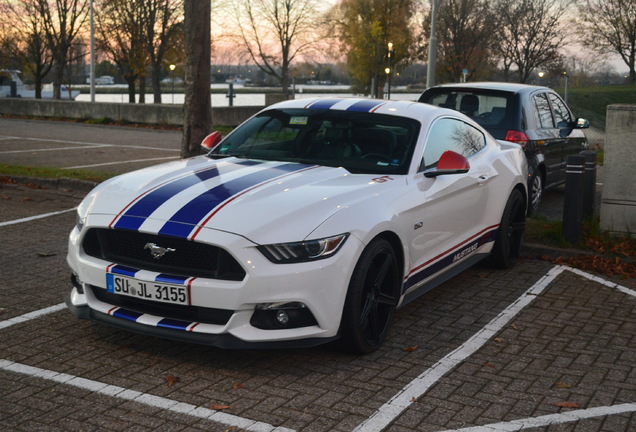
(1, 117, 635, 431)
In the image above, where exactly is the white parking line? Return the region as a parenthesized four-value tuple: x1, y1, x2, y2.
(64, 156, 179, 169)
(0, 360, 295, 432)
(0, 303, 66, 330)
(441, 403, 636, 431)
(0, 135, 179, 152)
(0, 208, 77, 228)
(354, 265, 636, 432)
(0, 145, 111, 154)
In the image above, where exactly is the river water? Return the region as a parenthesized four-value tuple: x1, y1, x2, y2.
(75, 84, 421, 107)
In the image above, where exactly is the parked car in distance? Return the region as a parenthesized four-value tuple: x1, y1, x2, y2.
(67, 97, 528, 354)
(418, 82, 589, 214)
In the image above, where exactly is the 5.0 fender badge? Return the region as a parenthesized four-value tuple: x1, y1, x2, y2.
(144, 242, 175, 259)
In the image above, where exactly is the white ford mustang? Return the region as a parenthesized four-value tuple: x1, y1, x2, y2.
(67, 97, 527, 354)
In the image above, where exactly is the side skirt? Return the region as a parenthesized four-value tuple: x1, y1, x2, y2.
(399, 253, 488, 308)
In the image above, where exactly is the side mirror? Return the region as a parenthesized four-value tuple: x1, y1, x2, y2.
(424, 150, 470, 178)
(576, 118, 589, 129)
(201, 131, 222, 151)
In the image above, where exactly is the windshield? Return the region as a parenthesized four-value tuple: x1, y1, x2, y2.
(209, 108, 421, 175)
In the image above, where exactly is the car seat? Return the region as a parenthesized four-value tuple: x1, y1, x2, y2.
(459, 95, 479, 117)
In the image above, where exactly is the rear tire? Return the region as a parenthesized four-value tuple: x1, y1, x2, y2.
(490, 189, 526, 269)
(338, 238, 400, 354)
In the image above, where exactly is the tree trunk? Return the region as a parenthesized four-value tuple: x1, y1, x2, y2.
(181, 0, 211, 159)
(152, 63, 162, 104)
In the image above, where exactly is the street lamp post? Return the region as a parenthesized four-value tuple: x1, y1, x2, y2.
(386, 42, 394, 99)
(169, 64, 176, 104)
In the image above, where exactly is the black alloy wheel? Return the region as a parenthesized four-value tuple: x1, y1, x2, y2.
(339, 238, 400, 354)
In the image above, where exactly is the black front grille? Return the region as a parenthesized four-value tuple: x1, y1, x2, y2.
(89, 285, 233, 325)
(83, 228, 246, 281)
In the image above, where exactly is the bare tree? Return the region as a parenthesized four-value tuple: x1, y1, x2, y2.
(492, 0, 570, 83)
(95, 0, 148, 103)
(435, 0, 496, 83)
(579, 0, 636, 84)
(181, 0, 211, 158)
(36, 0, 89, 99)
(228, 0, 327, 95)
(0, 0, 54, 98)
(141, 0, 183, 104)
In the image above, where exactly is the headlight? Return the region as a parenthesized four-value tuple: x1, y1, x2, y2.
(257, 233, 349, 264)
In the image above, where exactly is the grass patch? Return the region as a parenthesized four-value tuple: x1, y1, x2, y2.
(557, 85, 636, 132)
(0, 164, 116, 184)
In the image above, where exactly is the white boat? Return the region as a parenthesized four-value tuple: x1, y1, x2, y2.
(0, 70, 80, 100)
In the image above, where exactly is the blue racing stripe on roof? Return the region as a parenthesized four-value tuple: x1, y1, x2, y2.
(159, 163, 312, 238)
(306, 99, 341, 110)
(113, 160, 261, 231)
(347, 100, 385, 112)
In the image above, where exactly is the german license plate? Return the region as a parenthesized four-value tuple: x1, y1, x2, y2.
(106, 273, 189, 306)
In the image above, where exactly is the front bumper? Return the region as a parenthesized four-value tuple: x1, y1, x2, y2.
(65, 291, 337, 349)
(66, 223, 362, 347)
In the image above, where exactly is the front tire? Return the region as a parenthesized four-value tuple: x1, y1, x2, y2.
(338, 238, 400, 354)
(490, 189, 526, 269)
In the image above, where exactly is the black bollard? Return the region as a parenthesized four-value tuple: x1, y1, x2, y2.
(580, 150, 597, 218)
(226, 83, 235, 107)
(563, 155, 586, 243)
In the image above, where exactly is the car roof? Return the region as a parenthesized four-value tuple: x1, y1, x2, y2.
(266, 97, 448, 122)
(425, 81, 552, 95)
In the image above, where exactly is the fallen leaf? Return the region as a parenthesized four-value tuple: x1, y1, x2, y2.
(163, 374, 180, 387)
(2, 195, 10, 200)
(552, 401, 580, 408)
(554, 382, 571, 389)
(232, 382, 246, 389)
(483, 363, 497, 369)
(37, 252, 56, 257)
(511, 322, 519, 330)
(20, 197, 33, 202)
(402, 345, 418, 352)
(494, 337, 504, 343)
(411, 397, 419, 403)
(209, 403, 231, 410)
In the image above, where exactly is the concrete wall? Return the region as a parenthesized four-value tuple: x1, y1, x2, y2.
(600, 104, 636, 235)
(0, 98, 262, 127)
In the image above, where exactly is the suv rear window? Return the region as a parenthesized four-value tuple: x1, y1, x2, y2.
(420, 90, 514, 133)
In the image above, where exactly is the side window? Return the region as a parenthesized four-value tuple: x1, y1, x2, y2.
(548, 93, 572, 128)
(533, 93, 554, 129)
(421, 118, 486, 170)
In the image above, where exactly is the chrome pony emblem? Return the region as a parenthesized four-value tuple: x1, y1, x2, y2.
(144, 242, 175, 259)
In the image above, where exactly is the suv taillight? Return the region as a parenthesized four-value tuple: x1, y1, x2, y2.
(504, 130, 530, 148)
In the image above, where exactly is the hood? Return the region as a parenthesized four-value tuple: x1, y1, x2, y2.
(84, 156, 401, 244)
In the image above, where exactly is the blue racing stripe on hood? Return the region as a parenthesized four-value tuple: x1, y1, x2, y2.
(159, 163, 314, 238)
(113, 160, 261, 231)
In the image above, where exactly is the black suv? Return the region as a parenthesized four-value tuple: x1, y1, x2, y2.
(419, 82, 589, 214)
